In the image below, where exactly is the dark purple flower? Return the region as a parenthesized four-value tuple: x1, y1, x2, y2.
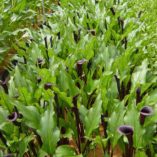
(76, 59, 87, 77)
(37, 58, 43, 65)
(7, 112, 18, 122)
(118, 125, 134, 145)
(140, 106, 153, 125)
(37, 58, 43, 68)
(37, 77, 42, 83)
(118, 125, 134, 157)
(118, 125, 134, 136)
(77, 59, 87, 66)
(44, 83, 52, 90)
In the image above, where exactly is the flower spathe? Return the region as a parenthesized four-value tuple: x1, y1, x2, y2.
(118, 125, 134, 136)
(140, 106, 153, 125)
(7, 112, 18, 122)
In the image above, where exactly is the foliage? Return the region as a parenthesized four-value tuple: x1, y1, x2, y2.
(0, 0, 157, 156)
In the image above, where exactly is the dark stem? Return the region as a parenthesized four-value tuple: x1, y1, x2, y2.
(124, 134, 134, 157)
(73, 15, 76, 24)
(50, 36, 53, 48)
(57, 0, 61, 6)
(146, 147, 152, 157)
(110, 148, 114, 157)
(123, 37, 127, 49)
(24, 151, 31, 157)
(110, 7, 115, 15)
(101, 113, 107, 137)
(54, 93, 60, 126)
(104, 19, 108, 30)
(23, 56, 27, 64)
(136, 87, 141, 105)
(82, 140, 92, 154)
(126, 79, 131, 95)
(86, 23, 90, 30)
(29, 141, 37, 157)
(118, 17, 124, 33)
(72, 95, 84, 153)
(44, 36, 48, 48)
(138, 11, 143, 18)
(107, 139, 111, 155)
(121, 81, 125, 100)
(73, 29, 81, 43)
(32, 130, 42, 147)
(95, 0, 99, 4)
(114, 75, 121, 98)
(101, 113, 112, 155)
(57, 32, 60, 40)
(124, 143, 134, 157)
(44, 36, 49, 61)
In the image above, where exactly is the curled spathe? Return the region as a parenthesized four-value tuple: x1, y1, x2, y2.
(140, 106, 153, 125)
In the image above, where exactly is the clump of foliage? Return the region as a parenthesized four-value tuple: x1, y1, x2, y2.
(0, 0, 157, 157)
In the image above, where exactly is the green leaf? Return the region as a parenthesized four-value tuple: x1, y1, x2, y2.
(54, 145, 79, 157)
(56, 66, 79, 96)
(135, 151, 147, 157)
(18, 135, 32, 157)
(85, 94, 102, 136)
(0, 88, 13, 112)
(108, 102, 125, 147)
(16, 103, 40, 129)
(124, 104, 143, 148)
(38, 109, 60, 155)
(132, 59, 148, 87)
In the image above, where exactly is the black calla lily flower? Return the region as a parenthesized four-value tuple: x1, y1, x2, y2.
(37, 58, 43, 64)
(37, 77, 42, 83)
(118, 125, 134, 157)
(118, 125, 134, 144)
(7, 112, 18, 122)
(140, 106, 153, 125)
(44, 83, 52, 90)
(118, 125, 134, 135)
(76, 59, 87, 77)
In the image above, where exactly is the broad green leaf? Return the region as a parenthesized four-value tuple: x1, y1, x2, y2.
(0, 107, 8, 126)
(15, 103, 40, 129)
(57, 68, 79, 96)
(54, 145, 78, 157)
(38, 109, 60, 155)
(135, 151, 147, 157)
(132, 59, 148, 87)
(0, 88, 13, 112)
(124, 104, 143, 148)
(85, 94, 102, 136)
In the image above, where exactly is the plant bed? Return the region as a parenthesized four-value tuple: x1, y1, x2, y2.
(0, 0, 157, 157)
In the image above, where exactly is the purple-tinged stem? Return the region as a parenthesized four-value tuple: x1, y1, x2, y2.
(136, 87, 141, 105)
